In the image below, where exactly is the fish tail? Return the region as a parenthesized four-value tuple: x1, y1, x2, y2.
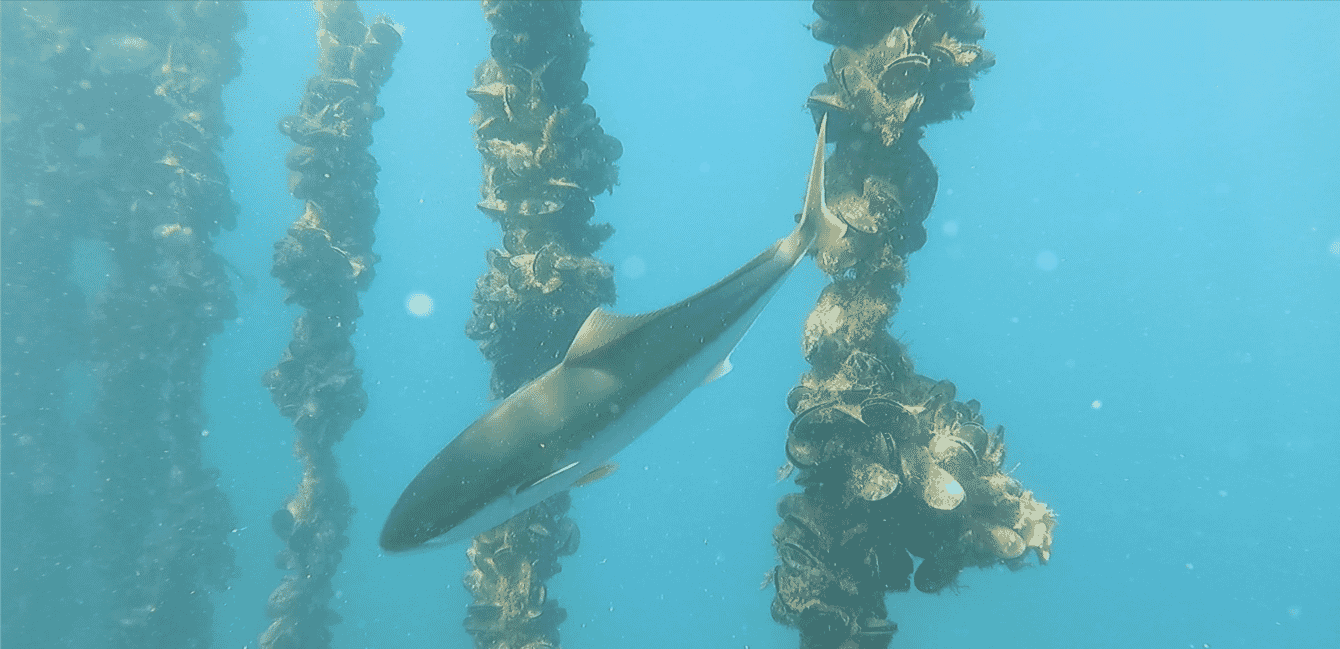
(796, 114, 847, 257)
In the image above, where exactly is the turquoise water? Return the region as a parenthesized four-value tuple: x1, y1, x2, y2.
(60, 2, 1340, 647)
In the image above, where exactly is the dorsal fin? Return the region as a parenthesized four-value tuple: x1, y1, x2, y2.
(563, 307, 657, 364)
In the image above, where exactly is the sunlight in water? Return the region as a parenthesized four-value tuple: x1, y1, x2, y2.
(405, 293, 434, 317)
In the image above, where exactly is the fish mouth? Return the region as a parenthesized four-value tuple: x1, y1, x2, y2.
(380, 516, 459, 554)
(378, 519, 425, 553)
(379, 494, 446, 553)
(380, 512, 490, 554)
(380, 530, 450, 555)
(380, 486, 493, 554)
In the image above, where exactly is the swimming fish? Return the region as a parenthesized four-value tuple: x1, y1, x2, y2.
(380, 117, 845, 553)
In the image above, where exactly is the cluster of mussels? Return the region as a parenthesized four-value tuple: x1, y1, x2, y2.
(464, 492, 581, 649)
(261, 5, 400, 649)
(461, 4, 621, 649)
(772, 3, 1052, 648)
(807, 0, 994, 261)
(779, 373, 1055, 582)
(808, 0, 994, 145)
(465, 0, 621, 399)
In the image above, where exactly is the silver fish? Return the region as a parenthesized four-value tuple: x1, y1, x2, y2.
(380, 117, 845, 553)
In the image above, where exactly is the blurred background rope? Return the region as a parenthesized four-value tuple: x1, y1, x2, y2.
(2, 2, 247, 647)
(2, 3, 99, 645)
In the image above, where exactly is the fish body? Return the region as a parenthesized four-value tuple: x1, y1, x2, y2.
(380, 119, 843, 553)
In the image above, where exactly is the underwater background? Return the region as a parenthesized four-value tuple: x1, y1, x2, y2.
(4, 2, 1338, 648)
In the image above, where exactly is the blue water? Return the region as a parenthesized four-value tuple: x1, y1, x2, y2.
(198, 2, 1340, 647)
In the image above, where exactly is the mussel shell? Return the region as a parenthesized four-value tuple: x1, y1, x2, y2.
(778, 539, 824, 571)
(834, 196, 882, 235)
(776, 492, 813, 521)
(929, 432, 972, 464)
(770, 593, 797, 626)
(859, 397, 915, 439)
(1019, 517, 1046, 550)
(463, 604, 504, 634)
(900, 444, 930, 485)
(984, 525, 1026, 560)
(776, 493, 829, 543)
(802, 331, 851, 368)
(808, 87, 848, 114)
(851, 461, 901, 501)
(490, 544, 525, 575)
(990, 424, 1008, 464)
(472, 554, 500, 580)
(786, 386, 814, 414)
(788, 400, 836, 436)
(878, 53, 931, 97)
(926, 379, 957, 411)
(463, 566, 498, 595)
(964, 398, 981, 418)
(785, 400, 854, 468)
(922, 465, 965, 511)
(913, 555, 960, 594)
(869, 427, 899, 463)
(785, 434, 823, 469)
(856, 617, 897, 638)
(270, 508, 295, 539)
(955, 423, 989, 460)
(829, 46, 859, 79)
(265, 577, 300, 618)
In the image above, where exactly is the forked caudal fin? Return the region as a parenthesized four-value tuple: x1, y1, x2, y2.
(787, 114, 847, 260)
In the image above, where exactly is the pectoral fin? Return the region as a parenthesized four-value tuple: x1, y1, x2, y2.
(516, 461, 579, 495)
(572, 463, 619, 488)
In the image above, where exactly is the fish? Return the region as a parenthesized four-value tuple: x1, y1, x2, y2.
(379, 117, 846, 553)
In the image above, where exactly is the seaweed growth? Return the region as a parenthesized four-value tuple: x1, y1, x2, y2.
(260, 2, 401, 648)
(461, 1, 622, 648)
(771, 3, 1055, 647)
